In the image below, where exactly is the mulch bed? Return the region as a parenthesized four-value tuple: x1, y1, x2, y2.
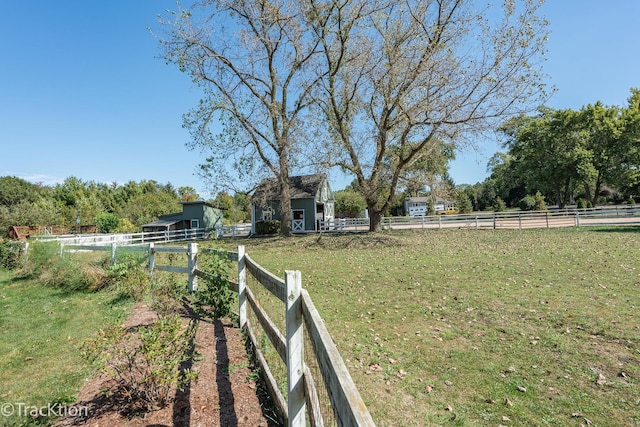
(54, 302, 282, 427)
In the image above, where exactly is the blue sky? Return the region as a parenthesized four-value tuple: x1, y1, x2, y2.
(1, 1, 639, 197)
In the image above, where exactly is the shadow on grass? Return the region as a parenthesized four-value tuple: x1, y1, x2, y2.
(588, 226, 640, 233)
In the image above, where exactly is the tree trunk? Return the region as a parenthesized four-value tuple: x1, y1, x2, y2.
(278, 157, 292, 237)
(368, 208, 383, 232)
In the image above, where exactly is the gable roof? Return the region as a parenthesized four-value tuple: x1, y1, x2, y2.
(252, 174, 327, 204)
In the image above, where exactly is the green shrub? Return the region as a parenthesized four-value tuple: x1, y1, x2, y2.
(334, 189, 367, 217)
(576, 198, 586, 209)
(22, 241, 108, 292)
(457, 195, 473, 214)
(518, 195, 536, 211)
(149, 274, 188, 317)
(22, 241, 59, 277)
(519, 192, 547, 211)
(82, 314, 197, 411)
(95, 212, 120, 233)
(255, 220, 280, 235)
(193, 251, 234, 319)
(493, 197, 506, 212)
(40, 256, 106, 292)
(106, 252, 150, 300)
(533, 191, 547, 211)
(0, 239, 24, 270)
(628, 196, 636, 205)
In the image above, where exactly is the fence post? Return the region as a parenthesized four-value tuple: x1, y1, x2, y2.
(111, 243, 117, 265)
(23, 242, 30, 267)
(238, 245, 247, 328)
(475, 216, 479, 229)
(518, 214, 522, 230)
(575, 211, 580, 227)
(188, 242, 198, 292)
(285, 270, 305, 427)
(148, 243, 155, 275)
(59, 242, 65, 258)
(546, 211, 549, 229)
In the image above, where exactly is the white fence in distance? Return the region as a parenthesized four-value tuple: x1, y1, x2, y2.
(319, 206, 640, 232)
(32, 206, 640, 246)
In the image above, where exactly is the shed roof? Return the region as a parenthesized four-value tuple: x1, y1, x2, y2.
(252, 174, 327, 203)
(141, 218, 182, 228)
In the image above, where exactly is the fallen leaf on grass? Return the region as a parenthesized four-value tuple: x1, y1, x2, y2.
(504, 397, 513, 407)
(426, 385, 434, 393)
(516, 386, 527, 393)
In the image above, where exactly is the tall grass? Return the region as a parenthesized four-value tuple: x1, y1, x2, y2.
(222, 227, 640, 426)
(0, 270, 132, 426)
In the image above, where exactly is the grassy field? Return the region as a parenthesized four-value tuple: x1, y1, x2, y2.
(0, 270, 132, 426)
(220, 227, 640, 426)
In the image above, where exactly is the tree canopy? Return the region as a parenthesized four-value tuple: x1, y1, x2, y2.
(494, 90, 640, 207)
(158, 0, 550, 233)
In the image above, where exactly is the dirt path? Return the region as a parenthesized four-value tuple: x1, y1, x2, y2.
(54, 302, 281, 427)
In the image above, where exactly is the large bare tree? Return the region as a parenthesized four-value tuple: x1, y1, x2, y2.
(159, 0, 327, 236)
(311, 0, 550, 231)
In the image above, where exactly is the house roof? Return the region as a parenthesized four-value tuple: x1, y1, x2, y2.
(180, 200, 216, 208)
(406, 196, 430, 203)
(252, 174, 328, 203)
(141, 218, 183, 228)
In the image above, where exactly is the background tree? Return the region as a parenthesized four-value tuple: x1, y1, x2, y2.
(499, 92, 640, 207)
(312, 0, 549, 231)
(178, 186, 199, 201)
(94, 212, 120, 234)
(0, 176, 43, 207)
(334, 189, 367, 218)
(159, 0, 328, 236)
(500, 109, 586, 208)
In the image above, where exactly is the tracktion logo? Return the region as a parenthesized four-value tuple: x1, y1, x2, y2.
(1, 402, 88, 419)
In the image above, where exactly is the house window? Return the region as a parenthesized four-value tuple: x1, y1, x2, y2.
(262, 208, 273, 221)
(190, 219, 200, 229)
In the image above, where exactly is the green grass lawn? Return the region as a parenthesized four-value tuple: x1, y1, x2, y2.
(221, 227, 640, 426)
(0, 270, 132, 426)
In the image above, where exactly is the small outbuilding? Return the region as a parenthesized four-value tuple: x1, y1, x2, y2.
(251, 174, 335, 233)
(142, 201, 223, 233)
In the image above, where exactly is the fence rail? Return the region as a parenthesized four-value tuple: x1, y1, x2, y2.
(56, 242, 374, 426)
(369, 206, 640, 231)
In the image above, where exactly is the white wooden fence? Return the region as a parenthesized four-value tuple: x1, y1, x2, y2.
(32, 206, 640, 247)
(34, 225, 252, 247)
(58, 242, 375, 427)
(318, 206, 640, 232)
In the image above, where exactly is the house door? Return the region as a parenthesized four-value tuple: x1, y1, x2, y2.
(292, 209, 305, 232)
(316, 203, 324, 230)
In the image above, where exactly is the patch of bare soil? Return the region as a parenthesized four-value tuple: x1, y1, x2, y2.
(54, 302, 282, 427)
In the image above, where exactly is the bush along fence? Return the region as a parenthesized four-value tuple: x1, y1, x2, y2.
(58, 242, 375, 427)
